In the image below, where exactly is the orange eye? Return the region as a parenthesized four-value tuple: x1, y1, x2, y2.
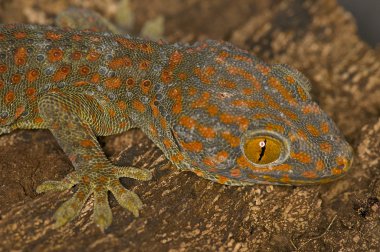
(242, 131, 289, 166)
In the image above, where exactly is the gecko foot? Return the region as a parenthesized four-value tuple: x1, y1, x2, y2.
(36, 165, 152, 231)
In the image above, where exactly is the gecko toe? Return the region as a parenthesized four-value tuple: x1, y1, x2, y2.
(93, 189, 113, 232)
(110, 181, 143, 218)
(113, 166, 152, 181)
(36, 171, 80, 193)
(53, 185, 91, 228)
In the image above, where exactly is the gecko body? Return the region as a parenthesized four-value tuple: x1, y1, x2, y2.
(0, 24, 353, 230)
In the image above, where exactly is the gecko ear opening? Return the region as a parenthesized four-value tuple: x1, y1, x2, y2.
(241, 130, 290, 167)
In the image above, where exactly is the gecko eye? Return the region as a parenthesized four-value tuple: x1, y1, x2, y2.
(241, 130, 290, 166)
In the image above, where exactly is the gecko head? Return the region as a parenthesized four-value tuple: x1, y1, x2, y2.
(170, 40, 353, 185)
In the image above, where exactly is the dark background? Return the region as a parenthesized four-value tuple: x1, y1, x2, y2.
(339, 0, 380, 46)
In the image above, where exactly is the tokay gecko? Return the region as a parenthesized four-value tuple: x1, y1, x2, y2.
(0, 21, 353, 231)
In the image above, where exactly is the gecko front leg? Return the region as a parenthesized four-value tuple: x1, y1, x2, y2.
(36, 91, 152, 231)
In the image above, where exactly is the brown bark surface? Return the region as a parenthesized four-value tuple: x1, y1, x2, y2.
(0, 0, 379, 251)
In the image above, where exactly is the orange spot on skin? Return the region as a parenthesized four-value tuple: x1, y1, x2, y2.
(108, 108, 116, 118)
(302, 171, 317, 178)
(26, 69, 39, 83)
(198, 125, 216, 138)
(280, 174, 290, 183)
(316, 160, 325, 171)
(80, 140, 95, 147)
(161, 70, 173, 84)
(48, 48, 64, 62)
(263, 93, 280, 110)
(115, 37, 151, 52)
(168, 88, 180, 99)
(71, 51, 82, 60)
(207, 105, 218, 116)
(231, 100, 265, 108)
(139, 60, 150, 70)
(230, 168, 241, 177)
(170, 50, 182, 66)
(194, 66, 215, 84)
(26, 87, 36, 97)
(74, 81, 89, 87)
(0, 64, 7, 73)
(320, 142, 332, 153)
(228, 66, 261, 90)
(331, 168, 343, 175)
(171, 153, 184, 163)
(203, 157, 215, 166)
(140, 43, 154, 53)
(215, 51, 229, 63)
(11, 74, 22, 84)
(141, 79, 152, 94)
(108, 56, 132, 69)
(117, 101, 127, 110)
(181, 141, 203, 152)
(46, 32, 62, 40)
(193, 169, 205, 177)
(53, 65, 71, 82)
(256, 64, 270, 75)
(132, 100, 146, 113)
(306, 124, 320, 137)
(172, 101, 182, 114)
(163, 138, 172, 148)
(236, 155, 253, 168)
(149, 124, 158, 137)
(14, 47, 27, 66)
(268, 77, 297, 105)
(282, 109, 298, 121)
(86, 50, 101, 61)
(291, 152, 312, 163)
(15, 106, 25, 118)
(14, 31, 27, 39)
(220, 113, 234, 124)
(79, 65, 91, 75)
(274, 164, 292, 172)
(216, 151, 228, 162)
(105, 77, 121, 89)
(221, 131, 240, 148)
(217, 176, 229, 184)
(178, 72, 188, 80)
(34, 117, 44, 124)
(320, 122, 330, 134)
(160, 117, 167, 129)
(179, 116, 197, 129)
(5, 91, 15, 104)
(233, 54, 253, 63)
(191, 92, 210, 109)
(265, 123, 285, 133)
(242, 88, 254, 95)
(91, 73, 100, 83)
(296, 86, 308, 101)
(218, 79, 237, 89)
(126, 78, 135, 88)
(285, 75, 295, 84)
(72, 34, 82, 41)
(297, 129, 308, 141)
(188, 87, 197, 96)
(302, 104, 319, 114)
